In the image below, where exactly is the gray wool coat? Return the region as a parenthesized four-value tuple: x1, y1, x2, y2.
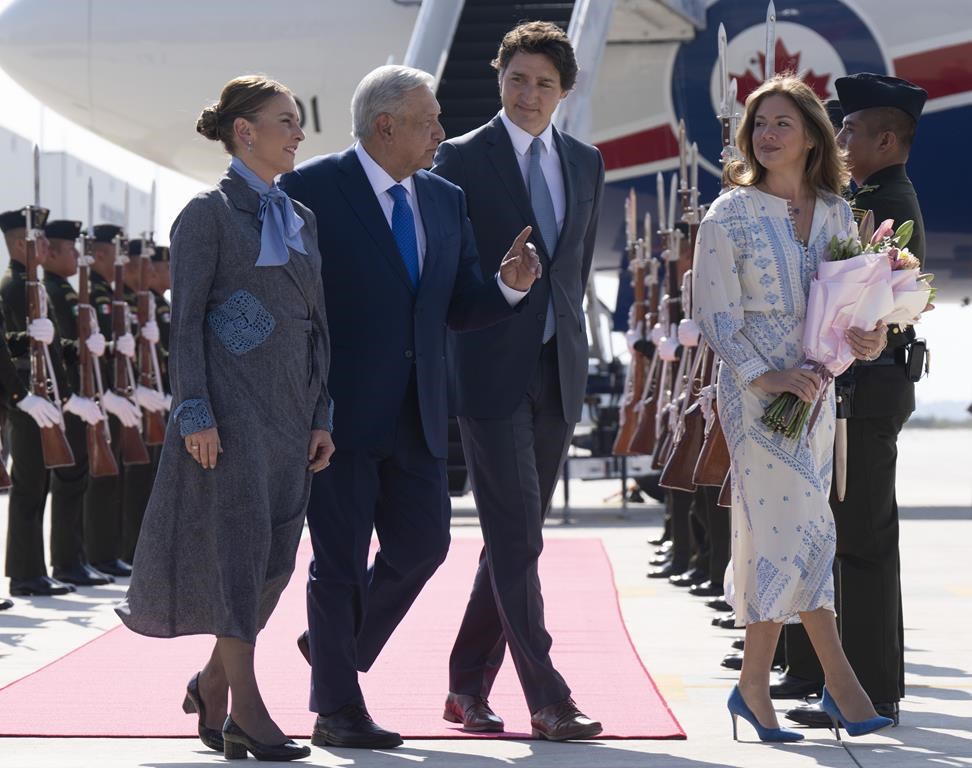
(117, 168, 330, 643)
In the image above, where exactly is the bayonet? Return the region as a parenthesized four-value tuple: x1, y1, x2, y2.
(765, 0, 777, 82)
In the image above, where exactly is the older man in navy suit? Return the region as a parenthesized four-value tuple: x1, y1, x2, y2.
(280, 64, 540, 750)
(432, 21, 605, 741)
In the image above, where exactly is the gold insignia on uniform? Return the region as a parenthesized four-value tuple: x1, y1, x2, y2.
(851, 207, 868, 223)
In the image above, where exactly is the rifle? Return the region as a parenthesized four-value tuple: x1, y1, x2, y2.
(613, 189, 648, 456)
(24, 207, 75, 468)
(693, 378, 730, 487)
(660, 341, 713, 492)
(79, 207, 120, 478)
(134, 237, 166, 445)
(112, 233, 151, 466)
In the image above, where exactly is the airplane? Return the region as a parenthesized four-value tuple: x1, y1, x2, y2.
(0, 0, 970, 302)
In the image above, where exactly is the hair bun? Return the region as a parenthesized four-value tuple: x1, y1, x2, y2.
(196, 104, 222, 141)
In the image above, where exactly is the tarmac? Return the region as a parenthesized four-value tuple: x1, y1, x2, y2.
(1, 427, 970, 767)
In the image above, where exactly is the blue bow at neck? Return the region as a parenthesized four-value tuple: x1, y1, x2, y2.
(230, 155, 307, 266)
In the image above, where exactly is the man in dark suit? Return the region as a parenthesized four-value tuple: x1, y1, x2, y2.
(431, 21, 605, 741)
(280, 64, 541, 750)
(781, 74, 928, 728)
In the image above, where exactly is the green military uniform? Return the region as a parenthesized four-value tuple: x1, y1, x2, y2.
(81, 230, 132, 572)
(0, 257, 84, 582)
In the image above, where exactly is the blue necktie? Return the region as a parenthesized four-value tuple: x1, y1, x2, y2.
(528, 138, 558, 342)
(388, 184, 420, 289)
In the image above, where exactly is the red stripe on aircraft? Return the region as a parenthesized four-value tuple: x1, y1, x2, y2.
(894, 41, 972, 100)
(596, 124, 680, 172)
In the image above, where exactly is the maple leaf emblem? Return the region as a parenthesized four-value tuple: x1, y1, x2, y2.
(730, 39, 832, 105)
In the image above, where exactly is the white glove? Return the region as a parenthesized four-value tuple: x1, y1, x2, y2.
(15, 393, 62, 428)
(63, 394, 103, 426)
(163, 393, 173, 411)
(85, 332, 106, 357)
(135, 385, 167, 413)
(28, 318, 55, 345)
(677, 318, 701, 347)
(140, 321, 160, 344)
(101, 390, 141, 428)
(115, 333, 136, 358)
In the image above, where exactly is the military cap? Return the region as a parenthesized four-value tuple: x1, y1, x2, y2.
(835, 73, 927, 122)
(44, 219, 83, 241)
(825, 99, 844, 132)
(0, 206, 50, 233)
(151, 245, 170, 263)
(92, 224, 124, 243)
(128, 237, 144, 256)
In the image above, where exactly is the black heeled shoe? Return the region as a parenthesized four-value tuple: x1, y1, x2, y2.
(182, 672, 224, 752)
(222, 716, 310, 761)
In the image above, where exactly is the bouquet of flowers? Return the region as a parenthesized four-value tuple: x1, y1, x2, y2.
(762, 212, 934, 439)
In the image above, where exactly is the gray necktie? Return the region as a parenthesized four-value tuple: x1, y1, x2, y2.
(528, 137, 558, 343)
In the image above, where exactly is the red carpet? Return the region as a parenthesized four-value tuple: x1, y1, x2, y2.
(0, 537, 684, 739)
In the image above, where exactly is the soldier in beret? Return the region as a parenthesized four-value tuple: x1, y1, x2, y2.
(780, 73, 928, 728)
(77, 224, 144, 577)
(0, 208, 103, 596)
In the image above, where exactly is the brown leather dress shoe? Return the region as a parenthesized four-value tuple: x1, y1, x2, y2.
(530, 698, 602, 741)
(442, 692, 504, 732)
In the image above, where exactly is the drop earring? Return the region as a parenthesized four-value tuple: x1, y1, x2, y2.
(247, 141, 253, 152)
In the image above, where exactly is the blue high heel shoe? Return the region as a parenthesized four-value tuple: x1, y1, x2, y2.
(727, 685, 804, 742)
(820, 687, 894, 740)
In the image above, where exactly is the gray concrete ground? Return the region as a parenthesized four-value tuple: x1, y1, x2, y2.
(1, 428, 970, 767)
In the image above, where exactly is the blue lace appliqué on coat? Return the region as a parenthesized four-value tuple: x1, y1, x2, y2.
(173, 398, 214, 437)
(207, 290, 276, 355)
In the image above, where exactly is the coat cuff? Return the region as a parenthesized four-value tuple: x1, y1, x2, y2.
(172, 398, 215, 437)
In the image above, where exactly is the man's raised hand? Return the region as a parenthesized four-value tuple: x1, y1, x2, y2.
(499, 225, 542, 291)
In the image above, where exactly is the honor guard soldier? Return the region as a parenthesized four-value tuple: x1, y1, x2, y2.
(42, 219, 116, 586)
(149, 244, 171, 394)
(81, 224, 142, 577)
(0, 208, 103, 596)
(779, 74, 928, 727)
(118, 238, 167, 562)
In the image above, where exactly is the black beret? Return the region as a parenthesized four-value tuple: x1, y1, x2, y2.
(0, 206, 50, 233)
(92, 224, 124, 244)
(45, 219, 83, 241)
(825, 99, 844, 132)
(151, 245, 170, 263)
(835, 73, 927, 123)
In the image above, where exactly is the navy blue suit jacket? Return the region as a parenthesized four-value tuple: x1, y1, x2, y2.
(280, 147, 515, 459)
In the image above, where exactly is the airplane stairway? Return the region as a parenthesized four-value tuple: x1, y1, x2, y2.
(436, 1, 576, 141)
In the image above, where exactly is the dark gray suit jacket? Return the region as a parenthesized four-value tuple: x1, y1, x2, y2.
(433, 115, 604, 422)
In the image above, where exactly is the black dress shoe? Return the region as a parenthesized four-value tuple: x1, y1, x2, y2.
(721, 652, 743, 671)
(649, 552, 672, 567)
(53, 563, 114, 586)
(443, 692, 504, 732)
(770, 672, 822, 700)
(706, 598, 733, 612)
(182, 672, 224, 752)
(785, 700, 898, 728)
(688, 579, 724, 597)
(647, 534, 668, 546)
(530, 698, 602, 741)
(669, 568, 707, 587)
(312, 703, 402, 749)
(647, 563, 679, 579)
(222, 716, 310, 761)
(297, 630, 311, 665)
(713, 613, 739, 629)
(731, 638, 745, 651)
(654, 541, 673, 555)
(91, 559, 132, 577)
(9, 576, 76, 596)
(0, 598, 13, 611)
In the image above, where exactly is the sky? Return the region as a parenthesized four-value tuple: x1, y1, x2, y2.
(0, 1, 968, 416)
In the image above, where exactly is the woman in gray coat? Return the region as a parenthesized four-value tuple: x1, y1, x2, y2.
(116, 76, 333, 762)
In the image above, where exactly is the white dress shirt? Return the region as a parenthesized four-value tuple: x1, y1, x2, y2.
(355, 141, 526, 305)
(499, 110, 566, 237)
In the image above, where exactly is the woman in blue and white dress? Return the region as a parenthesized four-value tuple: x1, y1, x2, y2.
(693, 76, 893, 742)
